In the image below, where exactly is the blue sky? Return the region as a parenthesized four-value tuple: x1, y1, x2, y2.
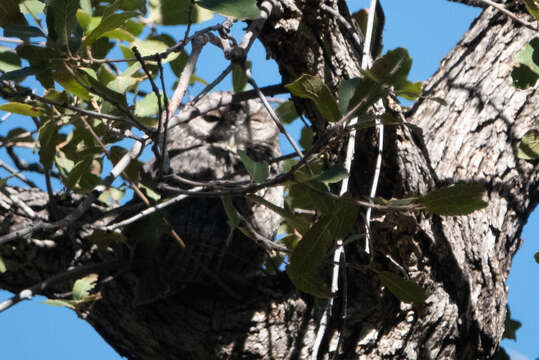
(0, 1, 537, 359)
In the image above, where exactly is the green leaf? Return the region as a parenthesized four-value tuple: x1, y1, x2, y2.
(221, 195, 241, 228)
(511, 64, 539, 89)
(81, 69, 128, 106)
(338, 78, 362, 114)
(515, 38, 539, 74)
(386, 197, 416, 207)
(279, 234, 300, 250)
(170, 50, 189, 77)
(293, 164, 349, 186)
(417, 183, 487, 216)
(64, 157, 99, 192)
(351, 8, 383, 57)
(518, 129, 539, 160)
(87, 229, 127, 251)
(371, 48, 413, 90)
(512, 38, 539, 89)
(491, 347, 510, 360)
(316, 164, 349, 185)
(0, 47, 21, 73)
(248, 194, 310, 235)
(134, 92, 163, 118)
(80, 4, 139, 49)
(275, 101, 298, 124)
(4, 25, 45, 39)
(38, 120, 62, 170)
(299, 126, 314, 150)
(17, 44, 62, 62)
(232, 61, 251, 93)
(149, 0, 214, 25)
(286, 74, 341, 123)
(124, 19, 144, 36)
(287, 218, 334, 298)
(42, 299, 77, 309)
(72, 273, 98, 301)
(124, 38, 179, 64)
(46, 0, 80, 49)
(0, 255, 6, 273)
(535, 251, 539, 264)
(289, 181, 331, 212)
(196, 0, 260, 19)
(97, 64, 116, 85)
(20, 0, 46, 15)
(55, 152, 75, 180)
(53, 67, 91, 101)
(221, 195, 240, 246)
(426, 96, 448, 106)
(395, 80, 422, 100)
(103, 27, 135, 42)
(76, 8, 91, 31)
(238, 150, 269, 183)
(108, 145, 143, 181)
(354, 112, 403, 130)
(120, 0, 146, 12)
(378, 271, 426, 308)
(80, 0, 92, 15)
(502, 306, 521, 340)
(343, 75, 384, 118)
(0, 1, 26, 28)
(98, 187, 126, 206)
(522, 0, 539, 20)
(189, 74, 208, 86)
(287, 197, 358, 298)
(0, 102, 41, 117)
(0, 67, 42, 82)
(139, 183, 161, 202)
(108, 73, 138, 93)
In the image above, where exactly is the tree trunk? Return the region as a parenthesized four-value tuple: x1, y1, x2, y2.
(1, 3, 537, 360)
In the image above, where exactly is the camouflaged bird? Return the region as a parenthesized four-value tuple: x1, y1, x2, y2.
(129, 93, 283, 303)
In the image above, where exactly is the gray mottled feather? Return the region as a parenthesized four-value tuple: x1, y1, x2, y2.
(132, 93, 282, 301)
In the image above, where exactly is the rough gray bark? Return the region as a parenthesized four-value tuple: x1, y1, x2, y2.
(0, 2, 537, 360)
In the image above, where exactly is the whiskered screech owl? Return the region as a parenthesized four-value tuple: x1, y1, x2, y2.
(130, 93, 283, 302)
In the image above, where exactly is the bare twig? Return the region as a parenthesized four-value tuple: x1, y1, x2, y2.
(0, 80, 129, 123)
(44, 169, 60, 220)
(159, 35, 205, 174)
(157, 58, 171, 176)
(62, 63, 150, 133)
(239, 214, 289, 252)
(80, 24, 224, 65)
(80, 114, 242, 300)
(479, 0, 537, 30)
(168, 37, 205, 115)
(0, 37, 24, 45)
(190, 64, 233, 105)
(244, 68, 305, 159)
(6, 147, 48, 175)
(0, 188, 38, 219)
(98, 189, 201, 231)
(0, 158, 37, 188)
(313, 1, 380, 357)
(0, 261, 120, 313)
(320, 4, 364, 56)
(165, 84, 287, 135)
(0, 139, 147, 245)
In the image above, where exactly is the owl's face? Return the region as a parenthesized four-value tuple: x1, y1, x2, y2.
(184, 107, 240, 143)
(235, 109, 280, 160)
(178, 98, 280, 158)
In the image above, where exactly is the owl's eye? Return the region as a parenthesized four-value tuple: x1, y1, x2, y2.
(204, 114, 220, 123)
